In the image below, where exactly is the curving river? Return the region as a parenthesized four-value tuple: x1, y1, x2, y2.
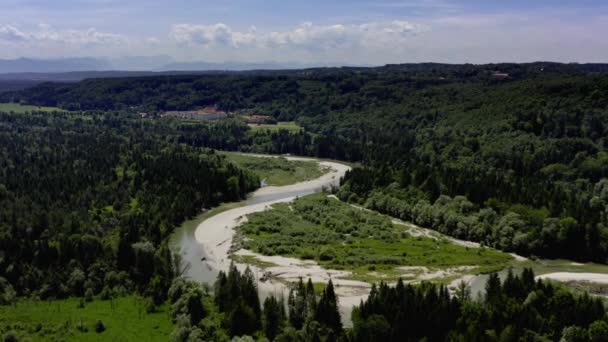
(170, 156, 366, 320)
(171, 154, 608, 324)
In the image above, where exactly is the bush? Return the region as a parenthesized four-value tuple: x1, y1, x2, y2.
(318, 247, 336, 261)
(84, 288, 94, 302)
(94, 320, 106, 333)
(99, 286, 112, 300)
(144, 297, 157, 313)
(76, 321, 89, 332)
(299, 249, 315, 260)
(2, 331, 18, 342)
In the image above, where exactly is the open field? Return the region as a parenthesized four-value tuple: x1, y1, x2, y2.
(248, 121, 303, 133)
(0, 103, 65, 113)
(220, 152, 329, 186)
(0, 296, 172, 341)
(236, 193, 513, 283)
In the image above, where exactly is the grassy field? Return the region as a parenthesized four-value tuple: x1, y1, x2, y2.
(0, 296, 172, 341)
(221, 152, 328, 186)
(0, 103, 65, 113)
(248, 121, 303, 133)
(237, 193, 512, 282)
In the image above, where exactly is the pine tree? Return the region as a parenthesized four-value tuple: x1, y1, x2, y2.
(315, 280, 342, 335)
(288, 278, 308, 329)
(263, 295, 285, 340)
(485, 273, 502, 304)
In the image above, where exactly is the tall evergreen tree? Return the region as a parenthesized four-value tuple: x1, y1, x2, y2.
(315, 280, 342, 335)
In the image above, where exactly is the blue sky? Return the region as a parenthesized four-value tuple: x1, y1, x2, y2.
(0, 0, 606, 64)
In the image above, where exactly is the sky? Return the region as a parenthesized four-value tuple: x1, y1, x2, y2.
(0, 0, 607, 64)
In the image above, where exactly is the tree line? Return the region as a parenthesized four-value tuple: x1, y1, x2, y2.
(0, 110, 259, 304)
(4, 63, 608, 262)
(167, 266, 607, 341)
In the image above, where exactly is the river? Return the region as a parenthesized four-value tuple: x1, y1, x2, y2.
(171, 154, 608, 323)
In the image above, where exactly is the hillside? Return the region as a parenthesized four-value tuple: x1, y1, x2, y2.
(3, 63, 608, 263)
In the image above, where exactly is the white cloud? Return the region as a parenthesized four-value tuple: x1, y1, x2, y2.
(0, 25, 29, 41)
(0, 24, 126, 45)
(172, 23, 240, 47)
(170, 21, 428, 51)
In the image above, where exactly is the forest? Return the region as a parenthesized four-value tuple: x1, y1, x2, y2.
(0, 110, 260, 303)
(140, 266, 608, 341)
(3, 62, 608, 262)
(2, 62, 608, 340)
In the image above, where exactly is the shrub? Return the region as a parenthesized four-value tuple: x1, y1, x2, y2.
(318, 247, 336, 261)
(299, 249, 315, 260)
(2, 331, 18, 342)
(84, 288, 94, 302)
(99, 286, 112, 300)
(76, 321, 88, 332)
(94, 320, 106, 333)
(144, 297, 157, 313)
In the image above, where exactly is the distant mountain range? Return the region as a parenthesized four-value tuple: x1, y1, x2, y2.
(0, 57, 112, 74)
(0, 57, 371, 91)
(0, 56, 365, 75)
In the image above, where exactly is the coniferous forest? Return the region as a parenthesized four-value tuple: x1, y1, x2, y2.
(1, 63, 608, 340)
(4, 63, 608, 261)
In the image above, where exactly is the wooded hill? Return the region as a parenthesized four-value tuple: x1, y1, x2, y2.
(0, 111, 259, 302)
(3, 62, 608, 263)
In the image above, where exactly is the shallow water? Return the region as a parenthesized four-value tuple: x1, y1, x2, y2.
(170, 158, 342, 286)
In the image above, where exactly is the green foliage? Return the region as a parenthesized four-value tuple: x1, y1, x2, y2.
(0, 111, 259, 299)
(8, 63, 608, 261)
(588, 320, 608, 342)
(0, 296, 173, 341)
(262, 295, 286, 340)
(221, 152, 327, 186)
(249, 121, 302, 133)
(214, 265, 261, 337)
(352, 269, 607, 341)
(94, 320, 106, 333)
(238, 193, 511, 280)
(0, 103, 64, 113)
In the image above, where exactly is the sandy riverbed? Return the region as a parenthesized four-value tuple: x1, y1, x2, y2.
(536, 272, 608, 284)
(193, 157, 368, 319)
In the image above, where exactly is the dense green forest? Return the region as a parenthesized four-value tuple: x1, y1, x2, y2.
(154, 266, 608, 341)
(4, 62, 608, 262)
(2, 63, 608, 340)
(0, 110, 260, 303)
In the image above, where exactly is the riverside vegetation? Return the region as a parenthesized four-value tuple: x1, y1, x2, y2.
(220, 152, 328, 186)
(236, 193, 512, 282)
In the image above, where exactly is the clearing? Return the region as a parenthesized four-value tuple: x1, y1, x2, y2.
(220, 152, 329, 186)
(0, 296, 172, 341)
(0, 103, 65, 113)
(248, 121, 303, 133)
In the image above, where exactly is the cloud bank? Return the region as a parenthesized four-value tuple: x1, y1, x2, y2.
(0, 11, 606, 64)
(170, 21, 428, 50)
(0, 24, 125, 45)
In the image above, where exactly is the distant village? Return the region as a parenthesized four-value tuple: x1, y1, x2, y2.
(138, 106, 276, 125)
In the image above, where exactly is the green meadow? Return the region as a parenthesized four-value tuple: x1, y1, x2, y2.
(0, 296, 173, 341)
(0, 103, 65, 113)
(248, 121, 303, 133)
(237, 193, 513, 282)
(221, 152, 328, 186)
